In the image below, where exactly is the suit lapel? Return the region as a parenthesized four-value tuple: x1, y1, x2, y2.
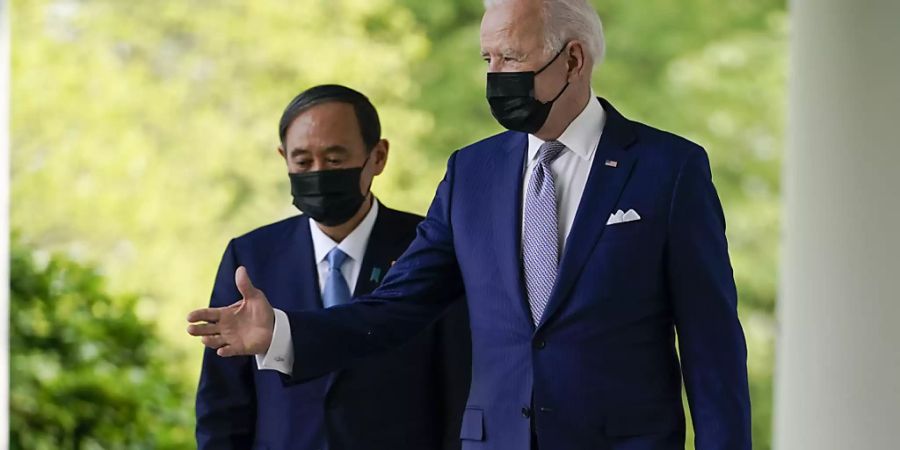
(353, 203, 396, 297)
(274, 217, 322, 311)
(490, 132, 534, 328)
(536, 98, 639, 330)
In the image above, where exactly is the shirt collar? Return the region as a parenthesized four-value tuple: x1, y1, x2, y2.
(527, 93, 607, 162)
(309, 198, 379, 265)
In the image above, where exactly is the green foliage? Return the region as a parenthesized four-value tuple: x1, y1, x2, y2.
(11, 0, 438, 359)
(12, 0, 786, 448)
(10, 237, 194, 449)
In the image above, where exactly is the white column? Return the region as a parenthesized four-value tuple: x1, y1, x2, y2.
(775, 1, 900, 449)
(0, 0, 9, 448)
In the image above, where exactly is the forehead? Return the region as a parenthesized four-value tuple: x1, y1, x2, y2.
(480, 1, 545, 54)
(283, 101, 365, 149)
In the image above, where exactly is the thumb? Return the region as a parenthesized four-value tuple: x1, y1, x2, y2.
(235, 266, 259, 299)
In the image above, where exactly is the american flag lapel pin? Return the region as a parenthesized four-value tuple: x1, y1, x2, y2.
(605, 160, 618, 168)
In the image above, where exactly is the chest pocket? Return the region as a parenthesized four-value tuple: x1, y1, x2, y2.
(598, 208, 660, 243)
(459, 407, 484, 441)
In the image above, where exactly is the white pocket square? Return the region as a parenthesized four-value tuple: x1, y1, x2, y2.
(606, 209, 641, 225)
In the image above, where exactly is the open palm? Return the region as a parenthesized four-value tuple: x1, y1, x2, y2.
(187, 266, 275, 357)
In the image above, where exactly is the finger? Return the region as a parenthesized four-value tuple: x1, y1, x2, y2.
(235, 266, 258, 299)
(187, 307, 222, 324)
(217, 344, 242, 357)
(187, 322, 220, 336)
(201, 334, 228, 349)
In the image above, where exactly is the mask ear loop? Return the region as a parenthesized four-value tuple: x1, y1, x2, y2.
(544, 80, 570, 105)
(536, 42, 572, 105)
(535, 41, 570, 75)
(360, 146, 377, 198)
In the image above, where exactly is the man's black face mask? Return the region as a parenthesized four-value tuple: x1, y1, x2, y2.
(289, 153, 372, 227)
(486, 44, 571, 134)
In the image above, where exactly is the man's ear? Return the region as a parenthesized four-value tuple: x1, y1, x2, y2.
(278, 146, 294, 170)
(566, 41, 588, 80)
(371, 139, 389, 176)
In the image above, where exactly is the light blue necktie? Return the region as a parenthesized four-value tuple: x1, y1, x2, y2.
(322, 247, 351, 308)
(522, 140, 566, 325)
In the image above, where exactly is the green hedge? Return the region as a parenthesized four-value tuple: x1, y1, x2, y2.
(10, 239, 193, 449)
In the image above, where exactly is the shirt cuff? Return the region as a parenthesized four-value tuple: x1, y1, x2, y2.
(255, 308, 294, 375)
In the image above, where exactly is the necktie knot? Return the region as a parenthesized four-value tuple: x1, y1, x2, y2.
(326, 247, 349, 272)
(538, 140, 566, 166)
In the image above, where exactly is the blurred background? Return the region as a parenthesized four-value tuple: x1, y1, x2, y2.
(10, 0, 785, 448)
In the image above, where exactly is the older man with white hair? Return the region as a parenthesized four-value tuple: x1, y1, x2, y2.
(188, 0, 752, 448)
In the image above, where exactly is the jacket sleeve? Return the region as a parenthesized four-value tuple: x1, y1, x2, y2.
(667, 147, 752, 450)
(284, 151, 466, 383)
(195, 240, 257, 449)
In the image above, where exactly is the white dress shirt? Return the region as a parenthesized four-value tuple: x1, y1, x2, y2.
(257, 95, 607, 375)
(309, 199, 379, 297)
(523, 94, 607, 253)
(256, 199, 380, 373)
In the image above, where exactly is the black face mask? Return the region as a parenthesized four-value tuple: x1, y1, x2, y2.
(486, 44, 571, 134)
(289, 156, 372, 227)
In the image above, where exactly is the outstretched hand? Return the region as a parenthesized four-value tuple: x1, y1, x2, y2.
(187, 266, 275, 357)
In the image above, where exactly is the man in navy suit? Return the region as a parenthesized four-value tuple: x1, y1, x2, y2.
(189, 1, 751, 449)
(194, 85, 470, 450)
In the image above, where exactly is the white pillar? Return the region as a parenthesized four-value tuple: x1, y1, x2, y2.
(0, 0, 9, 448)
(775, 1, 900, 448)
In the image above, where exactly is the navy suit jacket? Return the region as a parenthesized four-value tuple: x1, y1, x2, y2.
(195, 204, 472, 450)
(282, 99, 751, 450)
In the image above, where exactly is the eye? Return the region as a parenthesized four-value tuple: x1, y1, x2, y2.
(326, 158, 342, 165)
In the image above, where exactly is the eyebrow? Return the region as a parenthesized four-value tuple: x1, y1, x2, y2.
(289, 145, 352, 157)
(480, 48, 525, 59)
(323, 146, 351, 156)
(503, 49, 525, 58)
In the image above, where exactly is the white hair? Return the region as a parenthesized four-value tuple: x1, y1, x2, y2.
(485, 0, 606, 66)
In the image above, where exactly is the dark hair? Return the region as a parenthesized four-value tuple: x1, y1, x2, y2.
(278, 84, 382, 151)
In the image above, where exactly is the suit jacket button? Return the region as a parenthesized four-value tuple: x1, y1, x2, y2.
(534, 339, 546, 350)
(521, 407, 532, 418)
